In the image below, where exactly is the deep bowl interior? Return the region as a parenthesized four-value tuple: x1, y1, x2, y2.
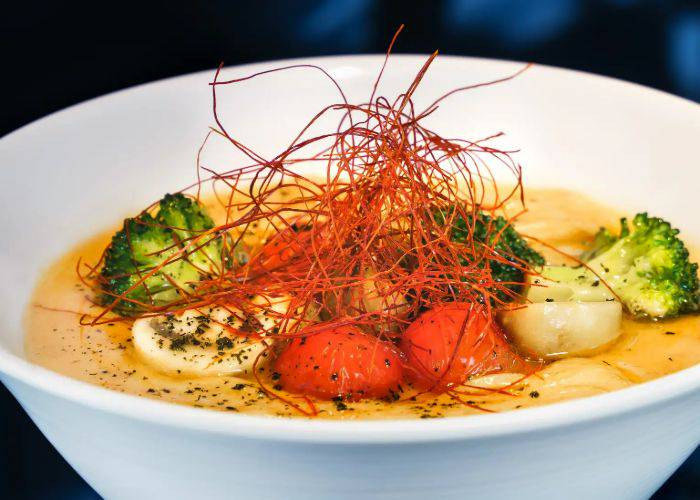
(1, 55, 699, 438)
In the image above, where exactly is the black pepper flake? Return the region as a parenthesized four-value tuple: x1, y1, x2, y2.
(216, 337, 234, 350)
(529, 390, 540, 398)
(239, 314, 263, 333)
(665, 331, 676, 335)
(170, 334, 195, 351)
(331, 397, 348, 411)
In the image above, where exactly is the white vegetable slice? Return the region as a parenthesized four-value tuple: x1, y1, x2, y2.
(526, 266, 614, 303)
(499, 301, 622, 359)
(132, 294, 293, 376)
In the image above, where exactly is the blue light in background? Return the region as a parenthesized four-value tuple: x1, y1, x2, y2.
(604, 0, 639, 7)
(295, 0, 375, 51)
(668, 10, 700, 102)
(277, 0, 700, 101)
(443, 0, 580, 48)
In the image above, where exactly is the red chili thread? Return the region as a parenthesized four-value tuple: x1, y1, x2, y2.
(78, 27, 547, 414)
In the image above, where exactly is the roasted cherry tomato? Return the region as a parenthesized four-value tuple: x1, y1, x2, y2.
(274, 325, 403, 400)
(400, 302, 529, 391)
(256, 227, 310, 270)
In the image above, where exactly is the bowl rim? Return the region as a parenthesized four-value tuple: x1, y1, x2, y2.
(1, 53, 699, 444)
(3, 350, 700, 443)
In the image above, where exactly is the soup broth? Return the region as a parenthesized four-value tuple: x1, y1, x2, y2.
(25, 188, 700, 419)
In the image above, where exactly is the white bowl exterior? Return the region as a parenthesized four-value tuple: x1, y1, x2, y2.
(5, 372, 698, 499)
(1, 55, 699, 498)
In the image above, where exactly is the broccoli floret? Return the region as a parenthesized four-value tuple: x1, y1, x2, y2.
(528, 214, 700, 319)
(579, 223, 625, 261)
(157, 193, 221, 271)
(100, 194, 221, 314)
(436, 208, 545, 300)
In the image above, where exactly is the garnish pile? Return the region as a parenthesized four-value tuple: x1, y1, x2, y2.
(81, 28, 698, 415)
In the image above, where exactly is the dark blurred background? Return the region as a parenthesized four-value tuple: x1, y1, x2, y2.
(2, 1, 699, 498)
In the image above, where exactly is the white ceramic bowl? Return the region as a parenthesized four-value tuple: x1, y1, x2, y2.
(1, 55, 698, 500)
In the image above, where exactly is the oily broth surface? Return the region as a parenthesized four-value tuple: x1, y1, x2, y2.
(25, 188, 700, 419)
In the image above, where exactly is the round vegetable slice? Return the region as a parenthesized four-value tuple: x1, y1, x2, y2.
(499, 301, 622, 359)
(132, 294, 293, 376)
(401, 303, 529, 391)
(274, 325, 403, 400)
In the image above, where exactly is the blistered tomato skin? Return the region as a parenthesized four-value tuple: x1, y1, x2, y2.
(400, 303, 530, 391)
(257, 228, 310, 270)
(274, 326, 404, 400)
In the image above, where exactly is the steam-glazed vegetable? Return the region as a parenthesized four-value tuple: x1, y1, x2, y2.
(499, 301, 623, 359)
(528, 214, 700, 319)
(401, 303, 531, 390)
(157, 193, 223, 271)
(132, 294, 292, 376)
(274, 326, 403, 400)
(435, 208, 545, 300)
(526, 265, 615, 303)
(100, 194, 222, 314)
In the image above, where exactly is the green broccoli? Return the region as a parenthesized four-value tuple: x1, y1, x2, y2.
(528, 213, 700, 319)
(100, 194, 222, 314)
(436, 207, 545, 300)
(157, 193, 221, 270)
(579, 223, 623, 261)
